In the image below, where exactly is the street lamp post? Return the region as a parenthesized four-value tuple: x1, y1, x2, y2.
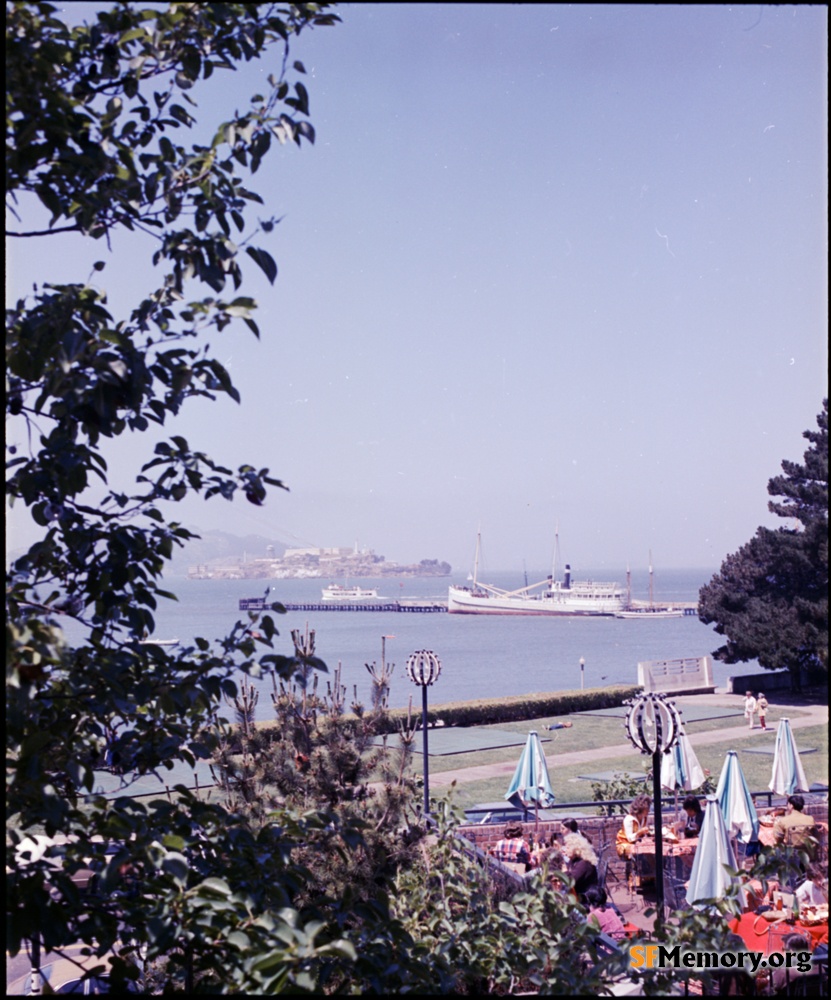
(381, 634, 395, 672)
(580, 656, 585, 690)
(623, 692, 682, 920)
(406, 649, 442, 816)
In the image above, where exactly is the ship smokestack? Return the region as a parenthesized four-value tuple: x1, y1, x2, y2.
(564, 564, 571, 590)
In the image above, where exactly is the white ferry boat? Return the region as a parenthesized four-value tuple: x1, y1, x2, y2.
(447, 533, 624, 616)
(321, 584, 381, 602)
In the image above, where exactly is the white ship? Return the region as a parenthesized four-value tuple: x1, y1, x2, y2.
(447, 533, 625, 616)
(321, 584, 381, 602)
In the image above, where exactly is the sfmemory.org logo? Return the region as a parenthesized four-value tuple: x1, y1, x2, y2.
(629, 944, 813, 975)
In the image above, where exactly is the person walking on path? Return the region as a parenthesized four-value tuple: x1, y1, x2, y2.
(756, 693, 768, 731)
(744, 691, 757, 730)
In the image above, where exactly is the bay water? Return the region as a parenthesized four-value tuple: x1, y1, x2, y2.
(103, 566, 759, 722)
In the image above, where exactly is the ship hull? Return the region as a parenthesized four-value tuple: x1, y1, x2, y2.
(447, 585, 624, 616)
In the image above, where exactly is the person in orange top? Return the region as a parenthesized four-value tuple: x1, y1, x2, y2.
(615, 794, 651, 858)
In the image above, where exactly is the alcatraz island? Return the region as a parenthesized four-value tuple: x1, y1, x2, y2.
(188, 544, 452, 581)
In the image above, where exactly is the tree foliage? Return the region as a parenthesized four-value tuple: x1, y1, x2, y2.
(5, 1, 359, 991)
(210, 632, 425, 914)
(9, 4, 771, 991)
(698, 401, 828, 687)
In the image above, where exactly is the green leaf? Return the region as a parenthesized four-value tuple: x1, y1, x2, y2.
(246, 246, 277, 284)
(199, 877, 231, 896)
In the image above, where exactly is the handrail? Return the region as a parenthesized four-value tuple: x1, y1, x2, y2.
(463, 790, 827, 821)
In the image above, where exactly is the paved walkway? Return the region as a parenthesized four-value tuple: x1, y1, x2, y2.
(431, 697, 828, 789)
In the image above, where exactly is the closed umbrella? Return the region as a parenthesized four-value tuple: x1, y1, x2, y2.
(661, 728, 706, 794)
(661, 727, 706, 823)
(505, 730, 555, 829)
(715, 750, 759, 845)
(686, 795, 743, 907)
(769, 717, 810, 796)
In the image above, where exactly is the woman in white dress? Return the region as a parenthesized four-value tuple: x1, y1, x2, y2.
(743, 691, 757, 729)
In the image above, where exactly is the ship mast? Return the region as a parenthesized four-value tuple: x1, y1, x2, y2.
(473, 529, 481, 588)
(552, 524, 560, 582)
(648, 550, 654, 609)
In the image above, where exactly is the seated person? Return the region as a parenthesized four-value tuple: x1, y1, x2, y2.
(676, 795, 704, 839)
(560, 818, 592, 844)
(492, 823, 530, 866)
(773, 795, 818, 858)
(795, 863, 828, 908)
(765, 933, 815, 995)
(563, 832, 599, 901)
(615, 793, 652, 858)
(533, 844, 565, 874)
(585, 886, 626, 939)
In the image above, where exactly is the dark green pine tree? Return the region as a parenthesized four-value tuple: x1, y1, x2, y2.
(698, 400, 828, 690)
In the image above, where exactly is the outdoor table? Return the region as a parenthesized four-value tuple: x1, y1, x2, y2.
(631, 835, 698, 883)
(728, 912, 829, 955)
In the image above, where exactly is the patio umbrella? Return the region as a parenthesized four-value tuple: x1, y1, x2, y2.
(769, 717, 810, 796)
(686, 794, 743, 907)
(505, 730, 555, 829)
(715, 750, 759, 845)
(661, 727, 706, 823)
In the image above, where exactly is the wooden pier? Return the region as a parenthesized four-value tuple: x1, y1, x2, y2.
(239, 598, 447, 613)
(239, 598, 697, 615)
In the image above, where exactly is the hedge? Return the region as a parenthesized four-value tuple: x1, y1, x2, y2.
(370, 685, 641, 734)
(249, 685, 641, 743)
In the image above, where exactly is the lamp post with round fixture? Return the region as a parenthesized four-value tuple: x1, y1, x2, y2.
(406, 649, 442, 816)
(623, 692, 682, 918)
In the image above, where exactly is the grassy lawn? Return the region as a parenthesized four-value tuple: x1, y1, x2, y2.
(441, 724, 829, 812)
(423, 705, 816, 773)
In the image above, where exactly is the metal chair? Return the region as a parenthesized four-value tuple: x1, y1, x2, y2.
(595, 844, 613, 891)
(663, 873, 689, 914)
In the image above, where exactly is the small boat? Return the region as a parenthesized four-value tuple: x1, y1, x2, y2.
(448, 531, 625, 616)
(321, 584, 381, 602)
(138, 638, 180, 647)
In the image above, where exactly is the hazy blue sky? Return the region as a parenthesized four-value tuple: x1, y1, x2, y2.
(7, 3, 828, 576)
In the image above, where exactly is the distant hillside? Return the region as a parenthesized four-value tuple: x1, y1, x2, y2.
(168, 528, 287, 575)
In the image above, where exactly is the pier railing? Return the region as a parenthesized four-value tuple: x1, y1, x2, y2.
(239, 598, 447, 613)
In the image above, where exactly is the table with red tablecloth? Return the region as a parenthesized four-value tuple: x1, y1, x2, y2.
(729, 911, 828, 955)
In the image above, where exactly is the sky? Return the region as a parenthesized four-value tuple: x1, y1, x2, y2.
(6, 3, 828, 576)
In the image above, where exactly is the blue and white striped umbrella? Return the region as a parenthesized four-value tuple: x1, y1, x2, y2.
(686, 795, 742, 907)
(505, 730, 556, 812)
(715, 750, 759, 844)
(661, 728, 706, 792)
(769, 717, 810, 796)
